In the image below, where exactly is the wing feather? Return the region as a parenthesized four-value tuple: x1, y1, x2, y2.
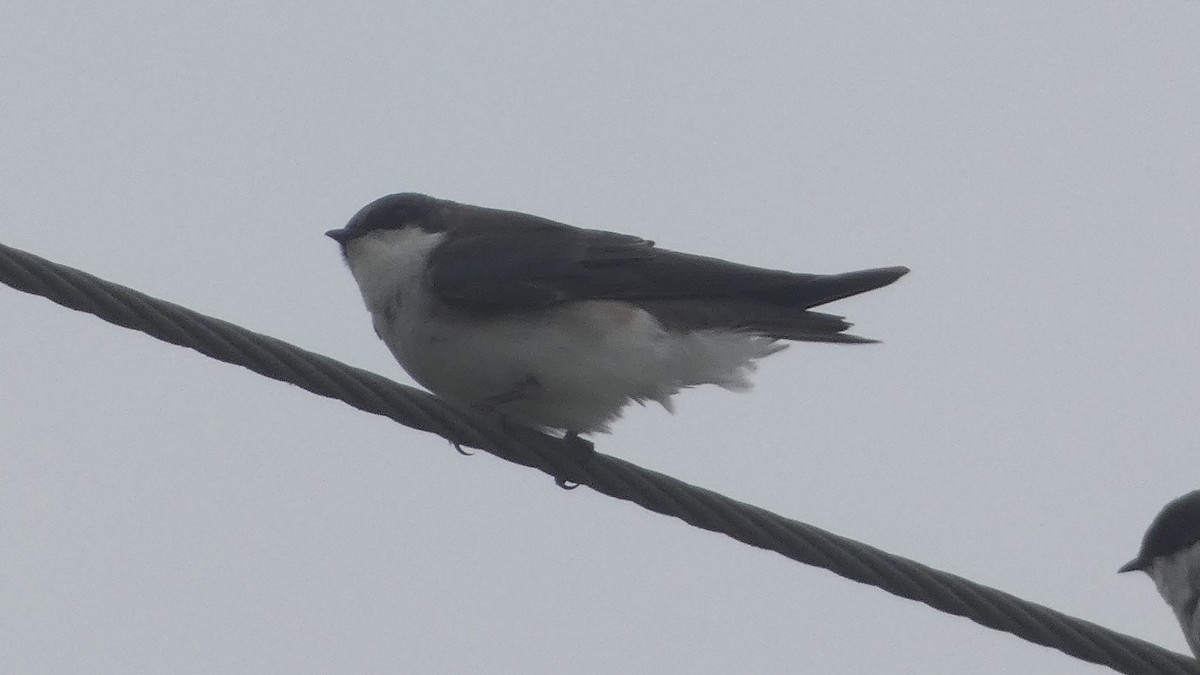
(426, 203, 907, 339)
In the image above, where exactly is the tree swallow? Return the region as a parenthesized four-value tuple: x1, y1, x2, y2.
(326, 193, 908, 435)
(1120, 489, 1200, 657)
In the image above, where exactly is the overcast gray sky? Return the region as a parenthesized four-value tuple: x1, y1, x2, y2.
(3, 2, 1200, 673)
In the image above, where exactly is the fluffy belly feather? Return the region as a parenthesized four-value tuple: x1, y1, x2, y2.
(375, 298, 784, 433)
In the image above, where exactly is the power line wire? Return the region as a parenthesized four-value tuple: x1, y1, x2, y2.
(2, 241, 1194, 675)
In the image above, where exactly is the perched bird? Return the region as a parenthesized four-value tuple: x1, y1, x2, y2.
(1120, 489, 1200, 657)
(327, 193, 907, 435)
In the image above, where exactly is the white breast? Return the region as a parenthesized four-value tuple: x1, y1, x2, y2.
(339, 227, 785, 433)
(1146, 541, 1200, 655)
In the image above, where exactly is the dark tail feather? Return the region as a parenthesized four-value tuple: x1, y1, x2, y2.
(636, 265, 908, 344)
(795, 266, 910, 309)
(761, 309, 881, 343)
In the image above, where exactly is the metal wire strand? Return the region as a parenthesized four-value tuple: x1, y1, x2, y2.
(2, 241, 1194, 675)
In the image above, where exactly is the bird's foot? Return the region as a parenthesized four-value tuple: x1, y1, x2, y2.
(554, 431, 594, 490)
(450, 378, 539, 456)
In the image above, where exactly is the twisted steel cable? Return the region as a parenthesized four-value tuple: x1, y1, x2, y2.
(2, 241, 1194, 675)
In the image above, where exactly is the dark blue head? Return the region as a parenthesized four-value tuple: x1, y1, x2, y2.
(1120, 490, 1200, 573)
(326, 193, 442, 244)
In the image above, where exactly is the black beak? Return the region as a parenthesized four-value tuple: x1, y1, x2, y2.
(325, 228, 350, 244)
(1118, 556, 1148, 574)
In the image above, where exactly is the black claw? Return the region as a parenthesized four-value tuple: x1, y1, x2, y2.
(562, 432, 595, 464)
(550, 431, 593, 489)
(451, 441, 474, 456)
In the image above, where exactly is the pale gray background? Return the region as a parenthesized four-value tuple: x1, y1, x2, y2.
(3, 2, 1199, 673)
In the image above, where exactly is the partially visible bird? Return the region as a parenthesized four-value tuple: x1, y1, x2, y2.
(1120, 489, 1200, 657)
(327, 193, 908, 435)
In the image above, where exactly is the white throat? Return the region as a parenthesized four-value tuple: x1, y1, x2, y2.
(1145, 540, 1200, 654)
(1147, 541, 1200, 609)
(340, 227, 447, 314)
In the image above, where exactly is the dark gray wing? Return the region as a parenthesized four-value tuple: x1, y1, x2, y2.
(427, 205, 907, 342)
(426, 205, 654, 309)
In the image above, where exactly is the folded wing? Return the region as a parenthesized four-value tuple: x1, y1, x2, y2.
(427, 205, 907, 343)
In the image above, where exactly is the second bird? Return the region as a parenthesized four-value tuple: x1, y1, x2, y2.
(327, 193, 908, 435)
(1121, 490, 1200, 657)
